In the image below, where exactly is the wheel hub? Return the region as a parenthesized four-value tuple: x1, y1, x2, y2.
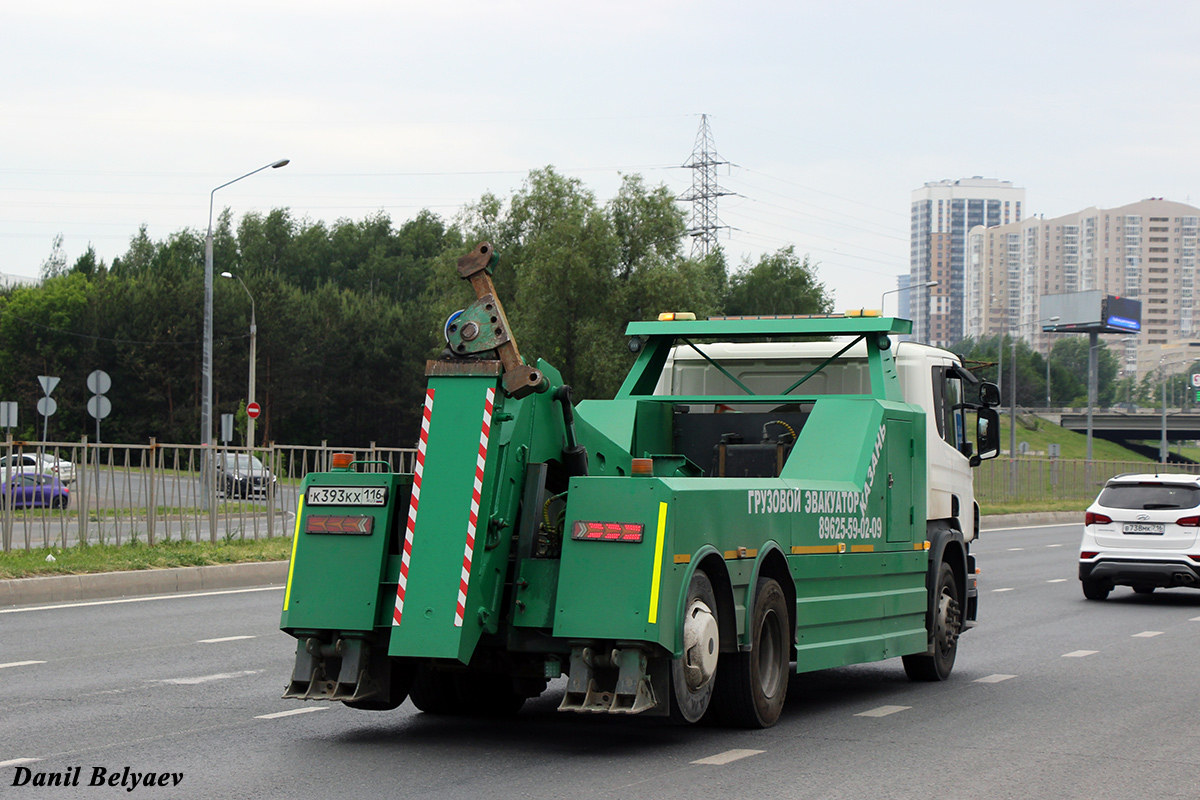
(682, 599, 719, 690)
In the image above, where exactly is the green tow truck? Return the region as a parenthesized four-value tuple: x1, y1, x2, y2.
(280, 242, 1002, 727)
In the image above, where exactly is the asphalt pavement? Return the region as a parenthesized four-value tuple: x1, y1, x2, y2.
(5, 518, 1200, 799)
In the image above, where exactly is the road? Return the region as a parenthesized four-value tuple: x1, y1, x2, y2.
(3, 522, 1200, 799)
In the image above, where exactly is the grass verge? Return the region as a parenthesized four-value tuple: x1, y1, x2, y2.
(0, 537, 293, 580)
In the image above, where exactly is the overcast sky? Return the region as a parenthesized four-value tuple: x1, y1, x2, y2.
(4, 1, 1199, 312)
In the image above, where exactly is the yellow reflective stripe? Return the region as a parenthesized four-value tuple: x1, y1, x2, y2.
(850, 544, 875, 553)
(283, 496, 305, 611)
(648, 502, 668, 624)
(673, 554, 691, 564)
(791, 545, 840, 554)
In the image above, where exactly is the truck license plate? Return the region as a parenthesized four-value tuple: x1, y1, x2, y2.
(1122, 523, 1165, 534)
(306, 486, 388, 506)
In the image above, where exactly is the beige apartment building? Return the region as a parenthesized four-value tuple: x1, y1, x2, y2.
(967, 198, 1200, 380)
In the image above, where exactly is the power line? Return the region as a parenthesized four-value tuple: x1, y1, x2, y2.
(678, 115, 733, 259)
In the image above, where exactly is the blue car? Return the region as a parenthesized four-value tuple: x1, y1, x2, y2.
(0, 473, 69, 509)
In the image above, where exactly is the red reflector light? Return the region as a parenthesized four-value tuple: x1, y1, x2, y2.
(1080, 551, 1099, 559)
(331, 452, 355, 470)
(1177, 516, 1200, 527)
(572, 520, 644, 543)
(305, 515, 373, 535)
(1190, 555, 1200, 563)
(1085, 512, 1112, 526)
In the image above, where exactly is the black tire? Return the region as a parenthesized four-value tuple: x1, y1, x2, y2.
(669, 569, 720, 723)
(343, 660, 415, 711)
(1133, 585, 1155, 595)
(1082, 578, 1111, 601)
(408, 664, 467, 715)
(903, 562, 962, 682)
(454, 672, 526, 717)
(712, 577, 790, 728)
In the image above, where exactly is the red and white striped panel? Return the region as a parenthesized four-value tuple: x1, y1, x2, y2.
(455, 387, 495, 627)
(393, 388, 434, 627)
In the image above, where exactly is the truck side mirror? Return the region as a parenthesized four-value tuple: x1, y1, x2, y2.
(975, 408, 1000, 462)
(978, 382, 1000, 408)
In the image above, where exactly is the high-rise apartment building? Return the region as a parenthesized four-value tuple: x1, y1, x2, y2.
(910, 178, 1025, 347)
(966, 198, 1200, 379)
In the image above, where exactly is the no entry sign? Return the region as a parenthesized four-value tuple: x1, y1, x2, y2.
(247, 402, 261, 419)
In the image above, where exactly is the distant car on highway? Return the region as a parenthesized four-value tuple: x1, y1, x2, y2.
(216, 453, 276, 499)
(0, 453, 75, 484)
(1079, 473, 1200, 600)
(0, 473, 69, 509)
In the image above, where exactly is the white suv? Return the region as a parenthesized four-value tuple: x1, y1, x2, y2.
(1079, 473, 1200, 600)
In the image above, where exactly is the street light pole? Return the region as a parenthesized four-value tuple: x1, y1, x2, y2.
(202, 159, 288, 523)
(880, 280, 937, 317)
(221, 271, 256, 449)
(1036, 316, 1060, 408)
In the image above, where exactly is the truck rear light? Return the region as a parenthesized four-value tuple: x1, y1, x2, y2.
(1085, 512, 1112, 525)
(572, 520, 644, 542)
(1080, 551, 1099, 559)
(631, 458, 653, 476)
(306, 515, 373, 534)
(1176, 516, 1200, 527)
(331, 453, 354, 470)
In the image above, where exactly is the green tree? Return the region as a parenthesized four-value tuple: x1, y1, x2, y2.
(724, 247, 832, 317)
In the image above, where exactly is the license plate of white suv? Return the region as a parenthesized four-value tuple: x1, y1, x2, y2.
(1123, 523, 1165, 534)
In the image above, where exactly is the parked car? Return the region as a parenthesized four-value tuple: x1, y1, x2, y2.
(0, 473, 69, 509)
(215, 453, 276, 499)
(1079, 473, 1200, 600)
(0, 453, 75, 484)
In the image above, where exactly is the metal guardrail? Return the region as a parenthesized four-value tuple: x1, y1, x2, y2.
(974, 457, 1197, 504)
(1, 437, 416, 552)
(2, 436, 1188, 552)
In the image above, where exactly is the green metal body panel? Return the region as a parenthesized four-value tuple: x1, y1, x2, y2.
(281, 470, 407, 633)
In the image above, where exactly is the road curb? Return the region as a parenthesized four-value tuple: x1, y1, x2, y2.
(0, 560, 288, 608)
(980, 511, 1080, 530)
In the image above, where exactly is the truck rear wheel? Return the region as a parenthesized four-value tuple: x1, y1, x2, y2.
(669, 569, 720, 723)
(903, 562, 961, 682)
(712, 577, 789, 728)
(343, 660, 415, 711)
(409, 664, 467, 715)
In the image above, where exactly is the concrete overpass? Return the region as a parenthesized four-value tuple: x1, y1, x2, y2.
(1058, 412, 1200, 462)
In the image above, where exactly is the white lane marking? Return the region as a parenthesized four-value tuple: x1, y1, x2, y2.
(992, 588, 1014, 593)
(197, 635, 257, 644)
(0, 660, 46, 669)
(0, 586, 283, 615)
(1046, 544, 1064, 548)
(1063, 650, 1098, 658)
(1047, 579, 1069, 583)
(692, 749, 764, 766)
(985, 523, 1079, 532)
(1007, 547, 1024, 551)
(1191, 616, 1200, 622)
(0, 758, 41, 768)
(159, 670, 262, 685)
(975, 674, 1016, 683)
(1133, 631, 1164, 638)
(855, 705, 910, 718)
(256, 707, 329, 720)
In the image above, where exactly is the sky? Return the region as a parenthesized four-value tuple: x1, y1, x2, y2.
(4, 1, 1200, 313)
